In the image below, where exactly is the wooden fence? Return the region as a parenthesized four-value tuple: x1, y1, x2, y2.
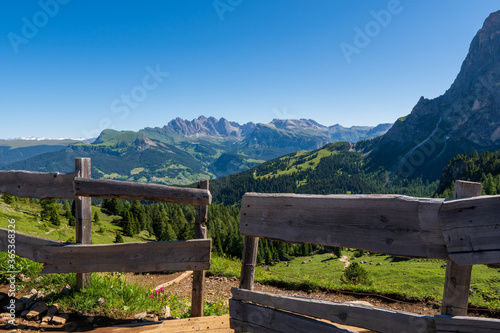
(230, 181, 500, 332)
(0, 158, 212, 317)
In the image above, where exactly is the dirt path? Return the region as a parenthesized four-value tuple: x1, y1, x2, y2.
(339, 255, 351, 268)
(156, 274, 442, 316)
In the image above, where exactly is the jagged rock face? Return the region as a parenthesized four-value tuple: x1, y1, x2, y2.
(270, 119, 327, 132)
(164, 116, 253, 137)
(365, 10, 500, 179)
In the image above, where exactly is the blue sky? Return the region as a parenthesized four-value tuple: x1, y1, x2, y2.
(1, 1, 499, 139)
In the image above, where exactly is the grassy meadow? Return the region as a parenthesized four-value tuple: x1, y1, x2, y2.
(210, 252, 500, 311)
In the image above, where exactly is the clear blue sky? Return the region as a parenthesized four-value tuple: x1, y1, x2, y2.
(1, 1, 498, 139)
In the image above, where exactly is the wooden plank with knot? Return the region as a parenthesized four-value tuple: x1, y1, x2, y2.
(0, 171, 77, 199)
(240, 193, 447, 260)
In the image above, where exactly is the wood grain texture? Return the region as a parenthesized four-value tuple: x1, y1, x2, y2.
(74, 177, 212, 205)
(231, 288, 434, 333)
(0, 228, 64, 262)
(440, 194, 500, 265)
(191, 180, 209, 317)
(239, 236, 259, 290)
(39, 239, 211, 273)
(91, 314, 233, 332)
(240, 193, 447, 259)
(434, 315, 500, 332)
(0, 171, 77, 199)
(229, 299, 355, 333)
(75, 158, 92, 289)
(441, 180, 479, 316)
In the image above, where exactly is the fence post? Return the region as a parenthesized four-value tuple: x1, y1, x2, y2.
(239, 236, 259, 290)
(441, 180, 482, 316)
(191, 180, 208, 317)
(75, 158, 92, 290)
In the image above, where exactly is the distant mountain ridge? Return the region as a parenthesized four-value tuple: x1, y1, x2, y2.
(361, 10, 500, 180)
(3, 117, 392, 184)
(0, 139, 86, 168)
(156, 116, 391, 141)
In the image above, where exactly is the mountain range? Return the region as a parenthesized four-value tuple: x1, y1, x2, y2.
(1, 118, 391, 184)
(209, 10, 500, 201)
(0, 139, 85, 168)
(4, 10, 500, 189)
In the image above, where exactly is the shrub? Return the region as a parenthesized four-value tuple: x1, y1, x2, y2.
(114, 232, 124, 243)
(353, 249, 365, 258)
(332, 246, 343, 258)
(341, 262, 371, 285)
(3, 194, 15, 205)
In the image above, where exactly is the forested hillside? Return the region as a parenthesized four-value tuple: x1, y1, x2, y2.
(210, 142, 438, 206)
(436, 150, 500, 197)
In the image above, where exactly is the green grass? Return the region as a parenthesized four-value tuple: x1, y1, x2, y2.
(0, 197, 227, 319)
(130, 167, 145, 175)
(0, 199, 152, 244)
(0, 255, 227, 319)
(256, 149, 336, 179)
(208, 252, 500, 310)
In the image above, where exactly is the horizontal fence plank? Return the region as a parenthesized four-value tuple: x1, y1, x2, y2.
(0, 230, 211, 273)
(39, 239, 211, 273)
(440, 195, 500, 266)
(434, 315, 500, 332)
(449, 251, 500, 267)
(240, 193, 447, 259)
(229, 299, 356, 333)
(231, 288, 434, 333)
(0, 171, 77, 199)
(230, 318, 278, 333)
(74, 177, 212, 205)
(0, 228, 64, 262)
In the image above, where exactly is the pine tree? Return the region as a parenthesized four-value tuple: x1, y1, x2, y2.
(49, 209, 61, 227)
(163, 223, 177, 241)
(114, 232, 124, 243)
(3, 194, 15, 205)
(93, 211, 100, 223)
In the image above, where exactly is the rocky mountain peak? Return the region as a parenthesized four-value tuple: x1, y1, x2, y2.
(270, 119, 327, 132)
(363, 10, 500, 179)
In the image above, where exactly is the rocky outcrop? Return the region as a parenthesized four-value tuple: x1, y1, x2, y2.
(363, 10, 500, 180)
(164, 116, 253, 137)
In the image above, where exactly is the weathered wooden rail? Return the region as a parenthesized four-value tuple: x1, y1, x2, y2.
(231, 181, 500, 332)
(0, 158, 212, 317)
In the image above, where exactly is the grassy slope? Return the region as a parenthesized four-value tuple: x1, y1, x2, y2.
(255, 148, 335, 179)
(210, 252, 500, 311)
(0, 198, 226, 319)
(0, 199, 152, 244)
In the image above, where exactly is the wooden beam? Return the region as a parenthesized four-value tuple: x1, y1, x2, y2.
(75, 158, 92, 289)
(439, 194, 500, 265)
(229, 299, 357, 333)
(239, 236, 259, 290)
(39, 239, 212, 273)
(0, 228, 64, 262)
(74, 177, 212, 206)
(191, 180, 209, 318)
(434, 315, 500, 332)
(0, 171, 77, 199)
(240, 193, 447, 259)
(231, 288, 435, 333)
(441, 181, 479, 316)
(92, 315, 232, 333)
